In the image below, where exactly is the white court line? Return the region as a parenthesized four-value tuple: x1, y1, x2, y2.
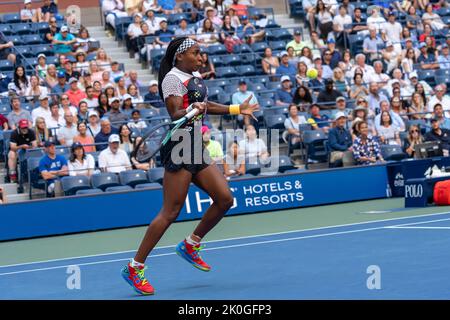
(385, 226, 450, 230)
(384, 217, 450, 229)
(0, 225, 386, 277)
(2, 210, 450, 269)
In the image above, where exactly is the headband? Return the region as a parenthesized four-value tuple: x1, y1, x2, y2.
(173, 38, 197, 65)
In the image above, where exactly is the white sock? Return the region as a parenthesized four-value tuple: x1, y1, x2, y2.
(130, 258, 145, 268)
(186, 235, 200, 246)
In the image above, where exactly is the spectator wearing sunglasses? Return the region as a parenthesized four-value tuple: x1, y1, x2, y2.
(403, 125, 423, 158)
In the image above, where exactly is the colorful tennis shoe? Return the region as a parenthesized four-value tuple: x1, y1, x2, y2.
(121, 262, 155, 295)
(175, 240, 211, 272)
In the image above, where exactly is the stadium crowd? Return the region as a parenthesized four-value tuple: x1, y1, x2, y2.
(1, 0, 450, 197)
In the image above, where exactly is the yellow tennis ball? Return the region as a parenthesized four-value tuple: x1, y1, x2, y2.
(306, 68, 318, 79)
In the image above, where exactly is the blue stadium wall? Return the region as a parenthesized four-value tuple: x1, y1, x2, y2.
(0, 165, 389, 241)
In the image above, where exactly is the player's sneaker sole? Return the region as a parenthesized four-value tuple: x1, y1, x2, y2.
(175, 243, 211, 272)
(121, 266, 155, 295)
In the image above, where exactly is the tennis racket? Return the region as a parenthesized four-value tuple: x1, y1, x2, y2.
(134, 106, 200, 163)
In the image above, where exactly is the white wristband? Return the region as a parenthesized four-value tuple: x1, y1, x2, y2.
(186, 104, 194, 113)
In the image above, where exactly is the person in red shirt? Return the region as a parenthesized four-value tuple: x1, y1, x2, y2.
(65, 77, 87, 107)
(229, 0, 248, 17)
(0, 114, 9, 130)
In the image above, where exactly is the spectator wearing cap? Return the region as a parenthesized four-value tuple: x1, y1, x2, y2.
(307, 103, 330, 132)
(53, 25, 77, 55)
(425, 117, 450, 153)
(21, 0, 43, 22)
(63, 59, 81, 81)
(128, 109, 148, 130)
(276, 52, 297, 78)
(87, 110, 101, 137)
(32, 94, 52, 125)
(74, 49, 89, 74)
(199, 7, 223, 29)
(275, 76, 295, 106)
(154, 19, 175, 49)
(8, 119, 37, 182)
(57, 110, 78, 146)
(427, 85, 450, 113)
(68, 142, 95, 177)
(73, 122, 96, 153)
(332, 5, 352, 48)
(433, 103, 450, 130)
(121, 94, 134, 112)
(352, 121, 384, 166)
(95, 118, 119, 152)
(107, 97, 129, 129)
(102, 0, 128, 30)
(329, 112, 353, 167)
(39, 140, 68, 196)
(51, 71, 70, 95)
(381, 12, 403, 54)
(127, 13, 144, 59)
(202, 126, 224, 163)
(144, 8, 163, 34)
(405, 71, 433, 98)
(438, 44, 450, 70)
(236, 15, 265, 44)
(316, 79, 343, 109)
(65, 78, 87, 107)
(7, 97, 32, 130)
(286, 29, 310, 56)
(144, 80, 165, 108)
(47, 102, 65, 129)
(98, 134, 132, 173)
(331, 96, 351, 120)
(36, 54, 48, 79)
(231, 80, 259, 127)
(417, 42, 439, 70)
(41, 0, 58, 23)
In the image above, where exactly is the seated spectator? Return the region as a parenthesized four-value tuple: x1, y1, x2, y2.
(230, 0, 249, 18)
(98, 134, 132, 173)
(201, 7, 223, 29)
(51, 71, 70, 95)
(363, 27, 383, 62)
(292, 85, 313, 111)
(427, 85, 450, 113)
(87, 110, 101, 137)
(110, 62, 125, 81)
(438, 44, 450, 70)
(0, 113, 9, 130)
(422, 3, 448, 31)
(352, 121, 385, 165)
(159, 0, 178, 15)
(329, 112, 353, 167)
(199, 52, 216, 80)
(73, 122, 96, 153)
(295, 61, 309, 86)
(8, 119, 37, 182)
(331, 96, 352, 120)
(47, 102, 65, 129)
(130, 136, 156, 171)
(144, 80, 165, 108)
(417, 42, 439, 70)
(32, 94, 52, 126)
(307, 103, 330, 132)
(0, 186, 7, 204)
(77, 101, 89, 123)
(238, 125, 269, 164)
(44, 16, 59, 43)
(231, 80, 259, 127)
(127, 84, 144, 104)
(236, 15, 265, 44)
(332, 67, 349, 95)
(403, 124, 424, 158)
(103, 0, 128, 30)
(76, 27, 98, 54)
(21, 0, 43, 22)
(275, 76, 295, 106)
(59, 94, 79, 121)
(425, 118, 450, 153)
(349, 73, 369, 100)
(197, 18, 219, 46)
(408, 92, 427, 120)
(223, 141, 245, 178)
(57, 111, 78, 146)
(65, 78, 87, 107)
(96, 93, 110, 119)
(433, 103, 450, 130)
(276, 51, 297, 77)
(262, 48, 279, 76)
(7, 97, 32, 130)
(286, 29, 310, 56)
(316, 79, 343, 109)
(367, 82, 389, 115)
(0, 33, 16, 65)
(374, 100, 405, 133)
(36, 54, 48, 79)
(25, 75, 48, 101)
(202, 126, 224, 163)
(96, 49, 113, 71)
(125, 70, 143, 88)
(376, 111, 401, 145)
(128, 109, 148, 130)
(284, 104, 307, 149)
(127, 13, 144, 58)
(100, 71, 114, 88)
(118, 124, 134, 156)
(316, 0, 334, 40)
(88, 61, 104, 83)
(154, 19, 175, 49)
(95, 118, 119, 152)
(175, 18, 195, 37)
(39, 140, 68, 196)
(10, 66, 29, 97)
(405, 71, 433, 97)
(63, 60, 81, 81)
(74, 50, 89, 74)
(53, 26, 77, 56)
(108, 97, 129, 128)
(121, 94, 134, 112)
(68, 142, 96, 177)
(83, 86, 100, 109)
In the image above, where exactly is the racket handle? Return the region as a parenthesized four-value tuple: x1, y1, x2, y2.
(184, 106, 199, 120)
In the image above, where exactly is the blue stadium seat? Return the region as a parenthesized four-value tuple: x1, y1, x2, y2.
(76, 188, 104, 195)
(250, 42, 268, 53)
(135, 182, 162, 189)
(5, 35, 24, 46)
(139, 109, 158, 119)
(2, 13, 21, 24)
(15, 46, 33, 58)
(15, 23, 32, 35)
(114, 16, 133, 40)
(245, 161, 262, 175)
(269, 41, 287, 51)
(0, 60, 14, 72)
(265, 19, 281, 29)
(148, 167, 164, 184)
(233, 43, 252, 53)
(22, 34, 43, 45)
(236, 65, 256, 76)
(217, 93, 231, 105)
(229, 174, 255, 180)
(91, 172, 121, 191)
(251, 76, 270, 85)
(265, 114, 286, 130)
(302, 130, 329, 166)
(438, 7, 450, 16)
(207, 44, 227, 55)
(224, 84, 238, 93)
(27, 157, 46, 199)
(0, 104, 11, 114)
(263, 107, 286, 117)
(32, 22, 50, 34)
(0, 25, 13, 35)
(267, 28, 293, 41)
(61, 176, 91, 196)
(435, 76, 450, 92)
(267, 82, 281, 90)
(215, 67, 238, 78)
(167, 13, 189, 25)
(24, 58, 38, 69)
(46, 56, 59, 65)
(31, 44, 54, 56)
(258, 98, 274, 108)
(105, 185, 133, 192)
(119, 170, 149, 188)
(247, 82, 266, 92)
(435, 69, 450, 78)
(348, 34, 365, 55)
(418, 70, 436, 87)
(209, 55, 224, 67)
(276, 155, 295, 172)
(381, 145, 407, 161)
(285, 168, 307, 174)
(208, 86, 225, 100)
(222, 54, 241, 66)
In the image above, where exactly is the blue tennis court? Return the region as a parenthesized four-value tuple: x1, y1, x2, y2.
(1, 212, 450, 300)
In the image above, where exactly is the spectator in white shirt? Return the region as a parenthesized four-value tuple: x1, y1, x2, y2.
(127, 109, 147, 130)
(381, 12, 403, 54)
(438, 44, 450, 69)
(102, 0, 128, 29)
(47, 102, 65, 129)
(238, 125, 269, 164)
(333, 5, 352, 47)
(366, 6, 386, 34)
(32, 94, 52, 125)
(87, 110, 101, 137)
(57, 111, 78, 146)
(428, 85, 450, 113)
(68, 142, 96, 177)
(98, 134, 132, 173)
(368, 60, 390, 90)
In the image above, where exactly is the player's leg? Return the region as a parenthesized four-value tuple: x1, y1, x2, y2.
(175, 164, 233, 271)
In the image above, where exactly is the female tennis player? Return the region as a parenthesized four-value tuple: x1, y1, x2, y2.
(121, 37, 259, 295)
